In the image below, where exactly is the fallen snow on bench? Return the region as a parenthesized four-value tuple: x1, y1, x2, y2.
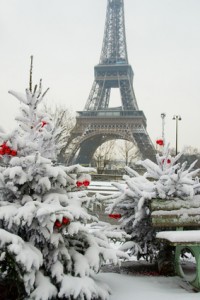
(157, 230, 200, 243)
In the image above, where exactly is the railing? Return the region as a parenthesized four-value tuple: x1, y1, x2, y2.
(77, 110, 146, 118)
(91, 173, 123, 181)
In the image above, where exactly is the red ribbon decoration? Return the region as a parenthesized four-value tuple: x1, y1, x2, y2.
(108, 214, 122, 220)
(76, 180, 90, 187)
(54, 217, 71, 228)
(10, 150, 17, 156)
(83, 180, 90, 187)
(0, 142, 17, 157)
(162, 158, 171, 164)
(41, 121, 47, 128)
(156, 139, 164, 146)
(62, 217, 70, 225)
(54, 220, 62, 228)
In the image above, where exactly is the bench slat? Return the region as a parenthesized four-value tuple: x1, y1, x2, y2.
(152, 213, 200, 227)
(151, 197, 200, 228)
(151, 198, 200, 212)
(156, 230, 200, 246)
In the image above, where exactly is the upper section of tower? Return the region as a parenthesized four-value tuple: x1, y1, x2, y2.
(99, 0, 128, 65)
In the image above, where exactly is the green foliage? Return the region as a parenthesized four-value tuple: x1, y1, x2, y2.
(0, 251, 25, 299)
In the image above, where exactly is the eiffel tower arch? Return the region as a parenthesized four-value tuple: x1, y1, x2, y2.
(66, 0, 156, 164)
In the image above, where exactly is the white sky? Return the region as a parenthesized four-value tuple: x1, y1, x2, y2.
(0, 0, 200, 151)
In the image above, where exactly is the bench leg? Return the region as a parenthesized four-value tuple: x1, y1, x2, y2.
(175, 245, 200, 290)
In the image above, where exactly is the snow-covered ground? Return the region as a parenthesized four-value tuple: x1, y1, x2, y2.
(96, 272, 199, 300)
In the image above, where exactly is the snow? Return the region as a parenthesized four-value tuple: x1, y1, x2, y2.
(50, 260, 64, 282)
(69, 248, 91, 277)
(29, 271, 57, 300)
(58, 275, 111, 300)
(157, 230, 200, 243)
(96, 272, 200, 300)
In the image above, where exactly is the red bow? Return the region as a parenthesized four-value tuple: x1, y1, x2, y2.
(0, 142, 17, 157)
(54, 217, 71, 228)
(156, 139, 164, 146)
(76, 180, 90, 187)
(41, 121, 47, 128)
(109, 214, 122, 220)
(162, 158, 171, 164)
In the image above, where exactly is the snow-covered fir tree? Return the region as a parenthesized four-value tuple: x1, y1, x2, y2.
(106, 144, 200, 262)
(0, 74, 127, 299)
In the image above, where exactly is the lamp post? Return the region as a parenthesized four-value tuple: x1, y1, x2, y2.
(172, 115, 182, 155)
(161, 113, 166, 143)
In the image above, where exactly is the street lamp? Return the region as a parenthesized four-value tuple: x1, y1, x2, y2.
(172, 115, 182, 155)
(161, 113, 166, 143)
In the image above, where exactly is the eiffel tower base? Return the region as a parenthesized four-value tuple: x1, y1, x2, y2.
(67, 111, 156, 165)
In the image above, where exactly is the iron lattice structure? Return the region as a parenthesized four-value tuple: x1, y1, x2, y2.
(66, 0, 156, 164)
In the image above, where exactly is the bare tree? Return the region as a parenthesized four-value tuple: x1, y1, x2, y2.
(181, 145, 200, 168)
(118, 140, 140, 166)
(42, 104, 76, 163)
(183, 145, 199, 156)
(170, 145, 200, 168)
(92, 140, 141, 173)
(92, 140, 116, 173)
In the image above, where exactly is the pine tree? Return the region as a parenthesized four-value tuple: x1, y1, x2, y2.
(0, 66, 127, 299)
(106, 144, 200, 262)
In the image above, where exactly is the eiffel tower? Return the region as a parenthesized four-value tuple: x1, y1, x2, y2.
(66, 0, 156, 164)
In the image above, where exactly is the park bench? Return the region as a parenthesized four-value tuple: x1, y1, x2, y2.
(151, 196, 200, 291)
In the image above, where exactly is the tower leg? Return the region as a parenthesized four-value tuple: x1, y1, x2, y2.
(75, 137, 104, 165)
(132, 131, 156, 162)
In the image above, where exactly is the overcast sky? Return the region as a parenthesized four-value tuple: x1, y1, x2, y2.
(0, 0, 200, 152)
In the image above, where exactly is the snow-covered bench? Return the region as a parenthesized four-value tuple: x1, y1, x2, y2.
(151, 197, 200, 291)
(151, 197, 200, 228)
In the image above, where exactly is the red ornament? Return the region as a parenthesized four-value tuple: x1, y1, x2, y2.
(62, 217, 70, 225)
(11, 150, 17, 156)
(54, 220, 62, 228)
(0, 142, 17, 157)
(156, 139, 164, 146)
(83, 180, 90, 187)
(41, 121, 47, 128)
(4, 147, 11, 155)
(108, 213, 122, 220)
(162, 158, 171, 164)
(0, 149, 4, 155)
(76, 181, 83, 187)
(1, 142, 7, 149)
